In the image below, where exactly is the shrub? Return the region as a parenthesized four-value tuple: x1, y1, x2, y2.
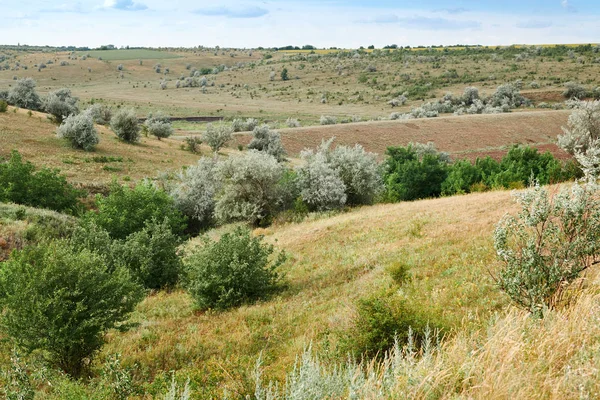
(215, 150, 283, 225)
(557, 100, 600, 165)
(144, 112, 173, 140)
(342, 289, 444, 359)
(0, 99, 7, 112)
(110, 108, 140, 143)
(320, 115, 337, 125)
(383, 145, 449, 202)
(494, 184, 600, 316)
(86, 104, 112, 125)
(0, 243, 144, 377)
(328, 143, 382, 205)
(441, 159, 484, 195)
(56, 111, 99, 151)
(0, 151, 83, 214)
(43, 88, 79, 123)
(7, 78, 42, 111)
(113, 218, 183, 289)
(286, 117, 301, 128)
(88, 181, 186, 239)
(281, 68, 289, 81)
(489, 83, 527, 108)
(247, 125, 287, 161)
(462, 86, 480, 105)
(296, 149, 347, 211)
(202, 123, 232, 153)
(184, 136, 202, 153)
(492, 145, 565, 188)
(170, 158, 220, 230)
(563, 81, 587, 99)
(183, 227, 286, 310)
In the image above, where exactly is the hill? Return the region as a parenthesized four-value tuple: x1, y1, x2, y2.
(234, 110, 572, 160)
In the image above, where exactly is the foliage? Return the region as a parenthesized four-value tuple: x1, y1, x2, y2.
(320, 115, 337, 125)
(494, 184, 600, 316)
(342, 290, 444, 359)
(215, 150, 283, 225)
(281, 68, 289, 81)
(0, 99, 7, 112)
(202, 123, 232, 153)
(43, 88, 79, 123)
(86, 103, 112, 125)
(110, 108, 140, 143)
(112, 218, 183, 289)
(170, 158, 220, 230)
(144, 111, 173, 140)
(248, 124, 287, 161)
(88, 181, 186, 239)
(184, 136, 202, 153)
(0, 243, 143, 377)
(0, 151, 83, 214)
(296, 148, 347, 211)
(7, 78, 42, 111)
(383, 144, 449, 202)
(184, 227, 286, 310)
(563, 81, 587, 99)
(56, 110, 99, 151)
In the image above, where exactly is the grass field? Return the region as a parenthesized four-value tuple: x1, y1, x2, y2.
(76, 49, 181, 60)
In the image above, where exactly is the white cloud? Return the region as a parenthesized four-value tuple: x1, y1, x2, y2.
(103, 0, 148, 11)
(193, 6, 268, 18)
(561, 0, 577, 12)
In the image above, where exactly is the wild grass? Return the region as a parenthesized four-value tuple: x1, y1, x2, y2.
(77, 49, 181, 61)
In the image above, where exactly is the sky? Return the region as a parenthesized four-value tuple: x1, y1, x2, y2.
(1, 0, 599, 48)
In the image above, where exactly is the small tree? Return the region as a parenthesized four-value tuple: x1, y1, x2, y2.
(494, 184, 600, 316)
(110, 108, 140, 143)
(43, 88, 79, 123)
(7, 78, 42, 111)
(202, 123, 232, 153)
(170, 158, 220, 229)
(144, 112, 173, 140)
(281, 68, 289, 81)
(86, 103, 112, 125)
(183, 227, 286, 310)
(56, 111, 99, 151)
(563, 82, 587, 99)
(215, 150, 283, 225)
(0, 243, 144, 377)
(248, 125, 287, 161)
(329, 143, 382, 205)
(296, 150, 347, 211)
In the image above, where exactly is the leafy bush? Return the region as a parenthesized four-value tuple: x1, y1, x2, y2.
(113, 218, 183, 289)
(494, 184, 600, 316)
(296, 149, 347, 211)
(492, 145, 566, 188)
(170, 158, 220, 230)
(557, 100, 600, 170)
(7, 78, 42, 111)
(342, 289, 444, 359)
(442, 159, 485, 195)
(215, 150, 283, 225)
(43, 88, 79, 123)
(563, 81, 587, 99)
(144, 112, 173, 140)
(286, 117, 301, 128)
(0, 151, 83, 214)
(0, 243, 144, 377)
(383, 145, 449, 202)
(202, 124, 232, 153)
(0, 99, 8, 112)
(184, 136, 202, 153)
(88, 181, 186, 239)
(110, 108, 140, 143)
(183, 227, 286, 310)
(247, 125, 287, 161)
(56, 111, 99, 151)
(86, 103, 112, 125)
(320, 115, 337, 125)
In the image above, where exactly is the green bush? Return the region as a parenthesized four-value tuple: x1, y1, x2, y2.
(113, 218, 183, 289)
(184, 227, 286, 310)
(383, 145, 449, 202)
(110, 108, 140, 143)
(342, 289, 444, 359)
(88, 181, 186, 239)
(0, 243, 144, 377)
(441, 159, 483, 195)
(0, 151, 83, 214)
(0, 99, 7, 112)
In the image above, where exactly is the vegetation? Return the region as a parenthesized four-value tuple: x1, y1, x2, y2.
(247, 125, 287, 161)
(0, 243, 143, 377)
(144, 111, 173, 140)
(43, 88, 79, 123)
(7, 78, 41, 111)
(184, 227, 286, 310)
(110, 108, 140, 143)
(56, 111, 100, 151)
(202, 123, 232, 153)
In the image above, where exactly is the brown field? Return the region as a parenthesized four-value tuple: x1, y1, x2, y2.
(234, 110, 572, 160)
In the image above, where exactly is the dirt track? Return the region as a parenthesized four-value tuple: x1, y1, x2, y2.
(234, 110, 572, 160)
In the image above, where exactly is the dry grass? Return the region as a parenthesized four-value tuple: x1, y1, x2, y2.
(0, 107, 207, 187)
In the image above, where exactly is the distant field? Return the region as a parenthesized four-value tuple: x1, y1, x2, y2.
(77, 49, 181, 60)
(233, 110, 572, 160)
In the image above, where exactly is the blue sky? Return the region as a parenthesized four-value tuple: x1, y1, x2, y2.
(1, 0, 599, 48)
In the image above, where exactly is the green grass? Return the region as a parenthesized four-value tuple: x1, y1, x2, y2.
(77, 49, 181, 61)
